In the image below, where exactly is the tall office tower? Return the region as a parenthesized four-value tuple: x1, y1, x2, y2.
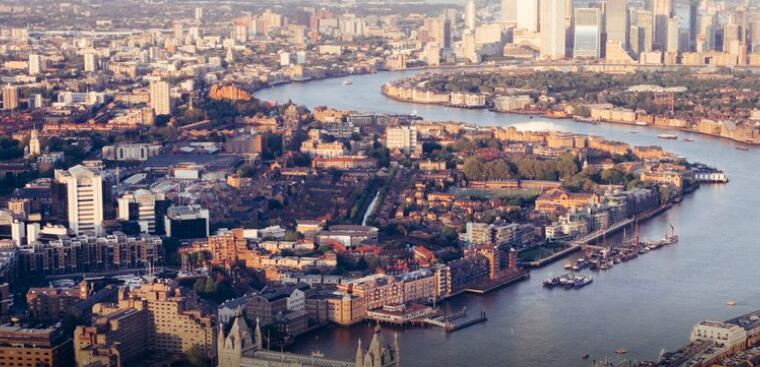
(118, 189, 163, 234)
(666, 17, 680, 52)
(84, 53, 97, 73)
(442, 19, 452, 48)
(54, 165, 105, 234)
(688, 0, 698, 50)
(724, 22, 741, 54)
(541, 0, 567, 59)
(574, 8, 602, 58)
(150, 81, 171, 116)
(751, 19, 760, 52)
(636, 10, 654, 53)
(502, 0, 517, 23)
(465, 0, 476, 31)
(28, 54, 42, 75)
(173, 22, 183, 40)
(606, 0, 629, 49)
(653, 0, 674, 50)
(517, 0, 540, 32)
(195, 7, 203, 22)
(463, 30, 479, 63)
(2, 85, 18, 110)
(697, 13, 716, 52)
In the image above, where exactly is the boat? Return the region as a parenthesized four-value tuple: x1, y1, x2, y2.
(736, 146, 750, 151)
(582, 354, 590, 360)
(684, 138, 695, 142)
(726, 300, 737, 306)
(657, 134, 678, 140)
(615, 348, 628, 354)
(635, 121, 648, 126)
(311, 351, 325, 358)
(564, 261, 573, 270)
(342, 79, 353, 85)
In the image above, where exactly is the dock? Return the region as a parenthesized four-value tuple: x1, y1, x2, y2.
(422, 309, 487, 332)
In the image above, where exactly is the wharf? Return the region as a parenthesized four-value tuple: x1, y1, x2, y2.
(463, 270, 529, 294)
(422, 310, 488, 333)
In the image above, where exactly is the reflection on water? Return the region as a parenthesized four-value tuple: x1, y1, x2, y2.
(255, 72, 759, 367)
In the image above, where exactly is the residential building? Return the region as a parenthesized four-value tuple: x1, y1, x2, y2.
(149, 80, 171, 116)
(0, 325, 73, 367)
(53, 165, 106, 234)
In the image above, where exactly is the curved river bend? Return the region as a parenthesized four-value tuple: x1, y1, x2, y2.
(255, 71, 758, 367)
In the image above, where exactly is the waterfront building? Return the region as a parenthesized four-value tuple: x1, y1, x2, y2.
(2, 84, 18, 110)
(149, 80, 171, 116)
(606, 0, 629, 50)
(690, 320, 747, 352)
(540, 0, 567, 59)
(574, 8, 602, 59)
(53, 165, 106, 234)
(535, 188, 600, 214)
(0, 324, 73, 367)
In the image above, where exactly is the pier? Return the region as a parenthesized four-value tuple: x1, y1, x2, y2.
(421, 309, 488, 333)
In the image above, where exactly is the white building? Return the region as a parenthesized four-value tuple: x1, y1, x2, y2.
(516, 0, 539, 32)
(690, 320, 747, 349)
(465, 0, 476, 31)
(28, 54, 42, 75)
(84, 53, 98, 73)
(54, 165, 105, 234)
(101, 143, 161, 161)
(385, 126, 418, 154)
(150, 80, 172, 116)
(118, 189, 163, 234)
(540, 0, 567, 59)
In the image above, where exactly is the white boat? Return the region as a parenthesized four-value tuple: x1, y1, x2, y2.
(342, 79, 353, 85)
(726, 300, 737, 306)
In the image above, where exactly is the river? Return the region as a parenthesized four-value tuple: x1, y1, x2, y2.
(255, 71, 758, 367)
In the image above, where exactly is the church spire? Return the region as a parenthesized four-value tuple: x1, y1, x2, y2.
(254, 317, 263, 350)
(355, 338, 363, 366)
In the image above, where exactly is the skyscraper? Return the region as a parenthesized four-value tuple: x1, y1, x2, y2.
(54, 165, 105, 234)
(517, 0, 539, 33)
(636, 10, 655, 54)
(465, 0, 476, 31)
(574, 8, 602, 58)
(697, 13, 716, 52)
(606, 0, 629, 49)
(541, 0, 567, 59)
(666, 17, 680, 52)
(28, 54, 42, 75)
(653, 0, 674, 50)
(2, 85, 18, 111)
(150, 81, 171, 116)
(501, 0, 517, 23)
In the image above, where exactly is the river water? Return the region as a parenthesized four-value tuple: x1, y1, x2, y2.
(255, 71, 758, 367)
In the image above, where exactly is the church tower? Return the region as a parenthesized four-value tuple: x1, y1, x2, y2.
(28, 129, 41, 157)
(356, 325, 400, 367)
(218, 313, 255, 367)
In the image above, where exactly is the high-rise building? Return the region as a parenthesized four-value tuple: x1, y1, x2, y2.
(635, 10, 654, 54)
(540, 0, 567, 59)
(667, 17, 680, 52)
(697, 13, 716, 52)
(195, 7, 203, 22)
(54, 165, 106, 234)
(517, 0, 540, 32)
(84, 53, 97, 73)
(28, 54, 42, 75)
(118, 189, 165, 234)
(465, 0, 476, 31)
(606, 0, 629, 49)
(385, 125, 418, 154)
(751, 19, 760, 53)
(501, 0, 517, 23)
(653, 0, 674, 50)
(2, 85, 18, 110)
(574, 8, 602, 58)
(149, 80, 171, 116)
